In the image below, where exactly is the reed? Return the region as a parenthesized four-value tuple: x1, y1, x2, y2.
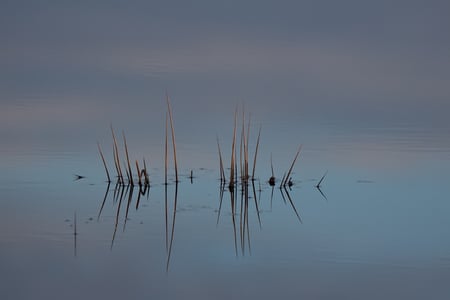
(316, 170, 328, 188)
(164, 111, 168, 185)
(112, 146, 120, 183)
(143, 158, 150, 186)
(110, 126, 124, 184)
(283, 145, 302, 187)
(280, 171, 287, 189)
(123, 159, 131, 184)
(229, 108, 237, 189)
(245, 114, 251, 182)
(135, 160, 142, 186)
(251, 125, 261, 181)
(217, 137, 226, 183)
(123, 131, 134, 186)
(97, 142, 111, 182)
(166, 93, 179, 183)
(216, 181, 225, 226)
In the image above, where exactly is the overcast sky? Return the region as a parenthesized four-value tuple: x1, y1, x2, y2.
(1, 0, 450, 142)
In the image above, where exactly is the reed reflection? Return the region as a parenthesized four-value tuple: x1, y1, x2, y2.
(73, 211, 77, 257)
(216, 177, 306, 256)
(90, 102, 328, 269)
(165, 182, 178, 272)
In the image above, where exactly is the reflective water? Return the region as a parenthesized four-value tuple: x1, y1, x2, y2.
(1, 108, 450, 299)
(3, 1, 450, 297)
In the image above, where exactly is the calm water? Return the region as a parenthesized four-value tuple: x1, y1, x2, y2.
(3, 1, 450, 298)
(1, 110, 450, 300)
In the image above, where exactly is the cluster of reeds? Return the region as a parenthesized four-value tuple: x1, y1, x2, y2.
(97, 126, 150, 188)
(217, 106, 304, 191)
(98, 94, 180, 188)
(93, 98, 331, 265)
(217, 107, 262, 189)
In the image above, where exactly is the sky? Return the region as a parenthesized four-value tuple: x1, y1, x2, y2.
(1, 1, 450, 154)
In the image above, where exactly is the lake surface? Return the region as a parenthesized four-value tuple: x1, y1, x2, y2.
(1, 108, 450, 300)
(3, 1, 450, 298)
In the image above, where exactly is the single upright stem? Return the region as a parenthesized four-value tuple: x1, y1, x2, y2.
(111, 125, 124, 184)
(97, 142, 111, 182)
(284, 145, 302, 186)
(135, 160, 142, 186)
(229, 108, 237, 189)
(123, 131, 134, 186)
(166, 93, 178, 183)
(143, 158, 150, 186)
(217, 136, 225, 182)
(164, 111, 168, 185)
(251, 125, 261, 180)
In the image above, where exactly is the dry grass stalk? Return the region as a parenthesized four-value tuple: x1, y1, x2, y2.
(251, 125, 261, 181)
(110, 126, 124, 184)
(217, 137, 225, 182)
(283, 145, 302, 186)
(164, 111, 168, 185)
(239, 112, 244, 182)
(97, 142, 111, 182)
(166, 93, 178, 183)
(229, 108, 238, 189)
(280, 172, 287, 189)
(135, 160, 142, 186)
(123, 131, 134, 186)
(245, 114, 251, 182)
(143, 158, 150, 186)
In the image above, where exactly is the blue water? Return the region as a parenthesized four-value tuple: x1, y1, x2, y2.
(1, 109, 450, 299)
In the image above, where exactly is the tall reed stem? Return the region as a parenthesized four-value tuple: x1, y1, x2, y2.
(166, 93, 178, 183)
(97, 142, 111, 182)
(283, 145, 302, 186)
(229, 108, 237, 189)
(251, 125, 261, 180)
(123, 131, 134, 186)
(111, 125, 124, 184)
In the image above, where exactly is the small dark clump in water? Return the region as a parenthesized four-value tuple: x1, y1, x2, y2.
(288, 178, 293, 187)
(269, 176, 275, 186)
